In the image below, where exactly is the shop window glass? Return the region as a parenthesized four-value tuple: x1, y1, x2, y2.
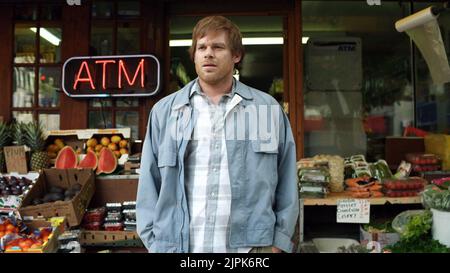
(12, 4, 62, 129)
(13, 67, 35, 107)
(92, 1, 113, 18)
(14, 25, 36, 63)
(169, 16, 284, 106)
(12, 111, 34, 124)
(116, 111, 139, 140)
(117, 24, 140, 55)
(14, 5, 37, 20)
(89, 111, 113, 129)
(118, 1, 140, 18)
(413, 3, 450, 133)
(90, 25, 114, 56)
(89, 1, 142, 139)
(39, 27, 61, 63)
(40, 5, 62, 21)
(90, 99, 113, 107)
(39, 67, 60, 108)
(116, 98, 139, 107)
(39, 113, 60, 131)
(302, 1, 413, 160)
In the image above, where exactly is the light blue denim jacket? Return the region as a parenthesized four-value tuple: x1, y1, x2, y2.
(136, 79, 299, 253)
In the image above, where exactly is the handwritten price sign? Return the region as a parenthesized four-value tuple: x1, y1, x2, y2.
(336, 199, 370, 223)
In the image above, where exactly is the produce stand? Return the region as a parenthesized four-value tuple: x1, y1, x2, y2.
(298, 193, 423, 252)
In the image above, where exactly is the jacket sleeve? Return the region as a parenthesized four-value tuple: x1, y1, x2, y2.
(136, 108, 161, 252)
(273, 106, 299, 253)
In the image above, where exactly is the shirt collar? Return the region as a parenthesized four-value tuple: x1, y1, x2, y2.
(189, 78, 236, 99)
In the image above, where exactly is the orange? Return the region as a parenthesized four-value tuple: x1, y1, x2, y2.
(6, 224, 16, 232)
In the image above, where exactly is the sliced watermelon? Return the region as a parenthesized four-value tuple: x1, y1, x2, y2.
(96, 148, 117, 174)
(78, 150, 98, 170)
(55, 146, 78, 169)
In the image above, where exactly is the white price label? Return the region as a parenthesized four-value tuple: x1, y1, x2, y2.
(336, 199, 370, 223)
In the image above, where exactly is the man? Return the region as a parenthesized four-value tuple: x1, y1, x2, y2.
(137, 16, 298, 253)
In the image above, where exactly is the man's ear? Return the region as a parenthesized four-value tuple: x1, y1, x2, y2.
(233, 53, 242, 64)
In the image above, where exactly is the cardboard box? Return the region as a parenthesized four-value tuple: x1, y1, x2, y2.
(46, 128, 132, 164)
(80, 176, 141, 247)
(90, 176, 137, 207)
(359, 225, 400, 250)
(19, 169, 95, 227)
(4, 218, 65, 253)
(425, 134, 450, 171)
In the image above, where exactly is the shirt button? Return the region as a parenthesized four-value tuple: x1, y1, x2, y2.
(211, 192, 215, 197)
(213, 168, 218, 172)
(215, 144, 219, 149)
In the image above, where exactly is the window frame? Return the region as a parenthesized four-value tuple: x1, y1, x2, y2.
(12, 4, 62, 126)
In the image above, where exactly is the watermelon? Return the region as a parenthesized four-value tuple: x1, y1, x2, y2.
(78, 150, 98, 170)
(55, 146, 78, 169)
(96, 148, 117, 174)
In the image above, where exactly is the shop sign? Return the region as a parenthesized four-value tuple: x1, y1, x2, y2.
(336, 199, 370, 223)
(4, 146, 28, 174)
(62, 55, 160, 98)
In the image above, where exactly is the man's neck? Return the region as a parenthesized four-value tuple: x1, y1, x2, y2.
(198, 78, 233, 104)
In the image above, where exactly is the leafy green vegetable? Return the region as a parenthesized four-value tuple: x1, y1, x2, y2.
(363, 220, 395, 233)
(422, 185, 450, 212)
(401, 210, 432, 241)
(385, 210, 450, 253)
(386, 237, 449, 253)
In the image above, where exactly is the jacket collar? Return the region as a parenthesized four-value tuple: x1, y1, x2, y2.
(172, 78, 253, 110)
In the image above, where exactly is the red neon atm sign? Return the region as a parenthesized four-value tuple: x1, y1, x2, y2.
(62, 55, 160, 98)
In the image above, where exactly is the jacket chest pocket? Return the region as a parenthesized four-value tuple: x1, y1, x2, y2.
(251, 140, 278, 154)
(249, 140, 278, 181)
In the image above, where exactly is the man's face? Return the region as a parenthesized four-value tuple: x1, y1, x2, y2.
(194, 30, 241, 86)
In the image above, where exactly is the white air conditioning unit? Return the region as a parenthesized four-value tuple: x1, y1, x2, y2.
(305, 37, 362, 91)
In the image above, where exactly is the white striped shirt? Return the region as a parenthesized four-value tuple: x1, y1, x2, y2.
(184, 80, 251, 253)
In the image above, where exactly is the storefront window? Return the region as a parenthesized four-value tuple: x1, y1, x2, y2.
(89, 111, 113, 129)
(39, 114, 60, 131)
(116, 111, 139, 139)
(117, 23, 140, 55)
(169, 16, 285, 105)
(12, 4, 62, 131)
(413, 2, 450, 133)
(91, 24, 114, 56)
(14, 25, 36, 63)
(14, 5, 37, 21)
(90, 99, 113, 107)
(41, 5, 62, 21)
(117, 1, 140, 18)
(116, 98, 139, 107)
(88, 0, 142, 139)
(302, 1, 413, 160)
(39, 27, 61, 63)
(12, 111, 34, 124)
(39, 67, 60, 108)
(13, 67, 35, 107)
(92, 1, 114, 18)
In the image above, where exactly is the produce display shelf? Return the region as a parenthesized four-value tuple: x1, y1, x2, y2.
(302, 192, 422, 206)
